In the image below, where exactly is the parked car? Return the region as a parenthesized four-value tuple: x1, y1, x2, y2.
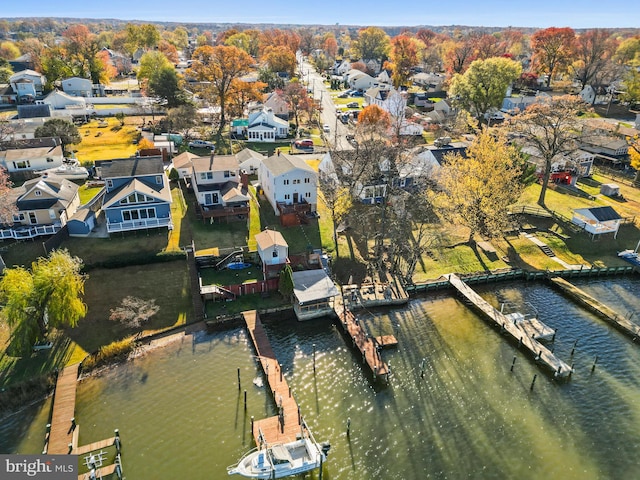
(346, 102, 359, 108)
(323, 124, 331, 133)
(338, 92, 349, 98)
(351, 91, 364, 97)
(188, 140, 215, 149)
(294, 139, 314, 149)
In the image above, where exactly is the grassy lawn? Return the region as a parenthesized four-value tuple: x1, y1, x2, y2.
(204, 292, 289, 318)
(75, 117, 139, 162)
(78, 184, 103, 205)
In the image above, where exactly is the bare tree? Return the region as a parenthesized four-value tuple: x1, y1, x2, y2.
(110, 296, 159, 329)
(513, 95, 586, 207)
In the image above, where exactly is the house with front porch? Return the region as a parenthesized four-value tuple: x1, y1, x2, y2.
(191, 154, 250, 222)
(96, 156, 173, 234)
(0, 174, 80, 240)
(246, 108, 289, 143)
(259, 153, 317, 220)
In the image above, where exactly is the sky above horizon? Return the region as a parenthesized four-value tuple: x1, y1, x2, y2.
(2, 0, 639, 29)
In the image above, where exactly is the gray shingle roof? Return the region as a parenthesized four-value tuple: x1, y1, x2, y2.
(262, 153, 315, 177)
(96, 156, 164, 179)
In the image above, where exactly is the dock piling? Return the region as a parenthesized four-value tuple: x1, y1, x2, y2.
(237, 368, 241, 390)
(510, 356, 517, 372)
(244, 390, 247, 410)
(312, 344, 316, 371)
(530, 374, 537, 391)
(346, 417, 351, 436)
(591, 355, 598, 373)
(571, 340, 578, 356)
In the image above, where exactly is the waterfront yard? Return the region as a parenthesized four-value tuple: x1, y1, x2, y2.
(74, 116, 141, 163)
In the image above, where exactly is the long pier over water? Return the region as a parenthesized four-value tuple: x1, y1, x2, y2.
(242, 310, 302, 445)
(446, 274, 572, 379)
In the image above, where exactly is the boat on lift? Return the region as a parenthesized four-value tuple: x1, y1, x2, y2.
(42, 158, 89, 180)
(227, 421, 330, 479)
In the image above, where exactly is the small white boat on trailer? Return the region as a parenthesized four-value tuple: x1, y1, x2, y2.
(228, 422, 330, 479)
(42, 159, 89, 180)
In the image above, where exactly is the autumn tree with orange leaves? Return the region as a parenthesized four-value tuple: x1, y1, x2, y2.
(531, 27, 576, 87)
(571, 29, 618, 91)
(188, 45, 254, 137)
(390, 34, 422, 88)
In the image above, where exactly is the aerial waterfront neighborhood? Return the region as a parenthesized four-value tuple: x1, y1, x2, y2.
(1, 13, 640, 479)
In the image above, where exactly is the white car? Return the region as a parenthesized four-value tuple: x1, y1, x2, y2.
(322, 124, 330, 133)
(188, 140, 215, 149)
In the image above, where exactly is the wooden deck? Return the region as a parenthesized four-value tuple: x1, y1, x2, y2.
(446, 274, 572, 379)
(74, 436, 117, 456)
(47, 363, 80, 454)
(334, 303, 391, 381)
(78, 464, 117, 480)
(242, 310, 302, 445)
(550, 277, 640, 340)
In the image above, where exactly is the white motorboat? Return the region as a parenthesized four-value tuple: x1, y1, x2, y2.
(228, 424, 330, 479)
(43, 160, 89, 180)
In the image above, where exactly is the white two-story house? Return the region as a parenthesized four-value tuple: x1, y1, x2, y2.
(0, 143, 64, 173)
(191, 154, 250, 222)
(258, 153, 317, 218)
(246, 108, 289, 143)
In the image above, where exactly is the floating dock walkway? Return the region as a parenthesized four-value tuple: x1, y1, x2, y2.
(550, 277, 640, 340)
(242, 310, 302, 446)
(446, 274, 572, 379)
(334, 301, 394, 382)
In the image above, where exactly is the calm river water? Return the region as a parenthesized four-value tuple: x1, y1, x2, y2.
(2, 276, 640, 479)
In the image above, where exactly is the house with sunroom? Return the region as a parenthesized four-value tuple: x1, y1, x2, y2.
(258, 153, 317, 221)
(191, 154, 250, 222)
(246, 108, 289, 143)
(96, 156, 172, 234)
(0, 174, 80, 240)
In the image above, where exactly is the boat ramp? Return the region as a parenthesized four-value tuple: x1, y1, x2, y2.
(445, 274, 572, 379)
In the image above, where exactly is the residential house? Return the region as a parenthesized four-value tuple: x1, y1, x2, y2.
(364, 59, 382, 75)
(258, 153, 317, 219)
(571, 206, 622, 239)
(413, 93, 434, 109)
(264, 91, 290, 120)
(43, 90, 87, 111)
(522, 146, 594, 185)
(247, 108, 289, 143)
(255, 228, 289, 280)
(292, 269, 339, 321)
(433, 99, 454, 117)
(365, 87, 404, 116)
(237, 148, 266, 174)
(579, 85, 609, 105)
(0, 174, 80, 240)
(411, 72, 445, 93)
(579, 135, 628, 158)
(0, 143, 64, 174)
(376, 69, 393, 85)
(96, 156, 173, 234)
(191, 154, 250, 222)
(171, 151, 199, 179)
(501, 93, 550, 114)
(345, 70, 378, 91)
(0, 118, 47, 141)
(333, 59, 352, 76)
(0, 84, 17, 105)
(61, 77, 93, 97)
(9, 70, 46, 101)
(9, 53, 35, 72)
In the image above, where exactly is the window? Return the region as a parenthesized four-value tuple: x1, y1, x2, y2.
(106, 179, 113, 189)
(224, 171, 230, 178)
(48, 209, 56, 219)
(305, 192, 311, 198)
(272, 250, 278, 258)
(283, 179, 289, 185)
(304, 178, 310, 183)
(155, 175, 162, 184)
(293, 179, 300, 184)
(13, 213, 25, 222)
(46, 157, 54, 163)
(13, 160, 30, 169)
(200, 172, 213, 180)
(284, 194, 290, 200)
(34, 190, 42, 196)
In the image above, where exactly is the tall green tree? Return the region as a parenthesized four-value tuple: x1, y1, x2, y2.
(34, 118, 81, 150)
(435, 131, 524, 243)
(278, 264, 294, 299)
(148, 66, 187, 108)
(353, 27, 390, 61)
(0, 250, 87, 352)
(449, 57, 522, 121)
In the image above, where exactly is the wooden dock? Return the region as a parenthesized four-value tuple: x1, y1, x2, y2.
(242, 310, 302, 445)
(334, 303, 391, 381)
(550, 277, 640, 340)
(47, 363, 80, 454)
(446, 274, 572, 379)
(73, 435, 118, 456)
